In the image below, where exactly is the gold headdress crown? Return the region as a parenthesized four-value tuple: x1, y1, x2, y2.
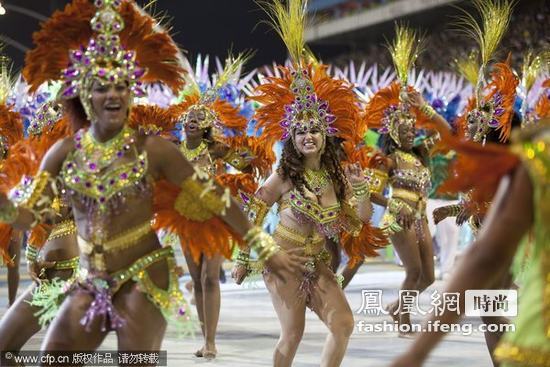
(61, 0, 145, 117)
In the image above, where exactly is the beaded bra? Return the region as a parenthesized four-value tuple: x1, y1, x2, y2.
(279, 189, 345, 240)
(60, 127, 151, 218)
(391, 150, 431, 195)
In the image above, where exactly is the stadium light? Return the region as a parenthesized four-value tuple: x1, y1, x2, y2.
(0, 3, 6, 16)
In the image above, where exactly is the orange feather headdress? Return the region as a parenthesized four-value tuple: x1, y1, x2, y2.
(251, 63, 361, 149)
(462, 61, 518, 143)
(249, 0, 361, 149)
(23, 0, 186, 118)
(172, 92, 248, 136)
(172, 53, 253, 137)
(361, 25, 430, 146)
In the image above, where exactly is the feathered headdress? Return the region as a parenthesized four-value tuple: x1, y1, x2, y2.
(362, 24, 428, 147)
(0, 55, 23, 160)
(173, 53, 251, 135)
(455, 0, 516, 143)
(23, 0, 187, 119)
(251, 0, 361, 148)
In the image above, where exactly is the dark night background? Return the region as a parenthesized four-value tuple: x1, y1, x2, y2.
(0, 0, 287, 74)
(0, 1, 546, 75)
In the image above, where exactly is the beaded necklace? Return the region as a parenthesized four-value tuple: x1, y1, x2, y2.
(180, 140, 208, 163)
(61, 127, 150, 216)
(76, 126, 135, 172)
(304, 168, 331, 196)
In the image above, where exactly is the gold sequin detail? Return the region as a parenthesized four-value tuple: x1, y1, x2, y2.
(48, 220, 77, 241)
(175, 177, 226, 221)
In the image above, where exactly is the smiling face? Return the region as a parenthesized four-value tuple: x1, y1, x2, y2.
(89, 79, 130, 131)
(293, 124, 325, 157)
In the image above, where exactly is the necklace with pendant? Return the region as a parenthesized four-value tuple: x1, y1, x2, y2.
(304, 168, 331, 196)
(180, 140, 208, 162)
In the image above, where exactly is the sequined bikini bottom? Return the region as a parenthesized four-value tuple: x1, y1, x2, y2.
(74, 246, 193, 334)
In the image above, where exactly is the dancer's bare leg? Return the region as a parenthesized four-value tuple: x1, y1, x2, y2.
(115, 258, 168, 352)
(200, 254, 223, 357)
(0, 286, 41, 353)
(184, 251, 206, 356)
(416, 221, 435, 293)
(7, 232, 22, 306)
(309, 264, 354, 367)
(264, 270, 306, 367)
(389, 227, 423, 328)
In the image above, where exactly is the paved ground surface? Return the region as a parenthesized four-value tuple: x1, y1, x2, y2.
(0, 260, 494, 367)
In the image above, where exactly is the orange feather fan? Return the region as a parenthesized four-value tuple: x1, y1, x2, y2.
(341, 224, 388, 267)
(251, 64, 361, 149)
(23, 0, 186, 94)
(0, 224, 13, 266)
(341, 140, 389, 170)
(128, 104, 181, 136)
(27, 224, 53, 248)
(216, 173, 258, 197)
(455, 97, 477, 140)
(0, 117, 71, 259)
(152, 180, 242, 263)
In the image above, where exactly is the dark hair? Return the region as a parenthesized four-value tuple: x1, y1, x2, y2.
(62, 98, 90, 133)
(277, 136, 348, 202)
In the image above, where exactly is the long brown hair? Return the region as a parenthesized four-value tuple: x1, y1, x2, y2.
(277, 136, 348, 202)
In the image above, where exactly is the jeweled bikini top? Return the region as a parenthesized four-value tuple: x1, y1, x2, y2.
(391, 150, 431, 195)
(279, 189, 344, 240)
(60, 126, 150, 216)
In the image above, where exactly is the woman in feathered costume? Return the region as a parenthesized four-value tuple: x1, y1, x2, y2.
(172, 53, 273, 359)
(363, 23, 452, 334)
(231, 1, 386, 365)
(0, 0, 302, 352)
